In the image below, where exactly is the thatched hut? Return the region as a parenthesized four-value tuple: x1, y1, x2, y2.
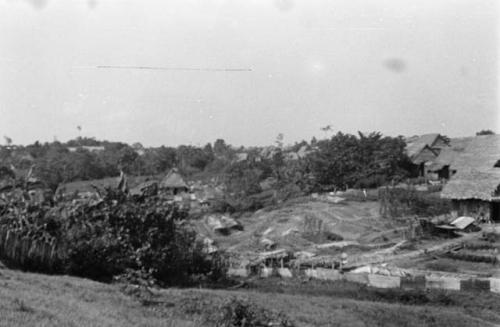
(441, 135, 500, 222)
(160, 168, 189, 195)
(405, 133, 450, 177)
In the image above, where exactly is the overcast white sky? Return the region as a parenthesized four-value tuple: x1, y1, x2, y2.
(0, 0, 498, 146)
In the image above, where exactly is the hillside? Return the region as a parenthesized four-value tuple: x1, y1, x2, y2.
(1, 265, 499, 327)
(194, 198, 407, 258)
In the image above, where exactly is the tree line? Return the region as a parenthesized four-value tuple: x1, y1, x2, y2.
(1, 132, 414, 194)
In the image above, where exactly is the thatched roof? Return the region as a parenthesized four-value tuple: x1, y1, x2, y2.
(441, 170, 500, 201)
(405, 133, 441, 159)
(427, 137, 473, 171)
(57, 175, 159, 196)
(446, 135, 500, 172)
(441, 135, 500, 201)
(160, 168, 188, 189)
(411, 145, 438, 165)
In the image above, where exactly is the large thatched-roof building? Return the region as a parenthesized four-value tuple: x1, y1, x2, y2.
(441, 135, 500, 222)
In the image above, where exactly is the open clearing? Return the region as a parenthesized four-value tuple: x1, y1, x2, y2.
(195, 199, 407, 254)
(196, 198, 500, 278)
(1, 266, 500, 327)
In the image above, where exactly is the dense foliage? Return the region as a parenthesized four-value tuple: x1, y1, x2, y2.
(309, 132, 411, 190)
(2, 131, 412, 193)
(1, 131, 415, 218)
(0, 188, 224, 286)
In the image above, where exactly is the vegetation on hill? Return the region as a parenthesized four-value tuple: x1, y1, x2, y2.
(1, 131, 413, 196)
(0, 187, 224, 286)
(310, 131, 412, 190)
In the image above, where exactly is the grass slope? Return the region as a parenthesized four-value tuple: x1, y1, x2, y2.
(1, 266, 499, 327)
(0, 267, 197, 327)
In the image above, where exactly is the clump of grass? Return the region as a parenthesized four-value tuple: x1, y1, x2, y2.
(12, 298, 34, 313)
(179, 293, 294, 327)
(211, 297, 294, 327)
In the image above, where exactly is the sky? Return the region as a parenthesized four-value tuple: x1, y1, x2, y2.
(0, 0, 498, 147)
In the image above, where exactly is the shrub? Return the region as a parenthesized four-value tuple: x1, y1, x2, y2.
(212, 298, 294, 327)
(62, 190, 223, 285)
(0, 187, 224, 286)
(179, 296, 295, 327)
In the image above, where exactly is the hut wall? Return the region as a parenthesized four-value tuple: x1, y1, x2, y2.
(453, 200, 491, 222)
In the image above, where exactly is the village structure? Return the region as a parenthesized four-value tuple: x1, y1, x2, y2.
(0, 131, 499, 294)
(406, 133, 500, 222)
(2, 1, 499, 324)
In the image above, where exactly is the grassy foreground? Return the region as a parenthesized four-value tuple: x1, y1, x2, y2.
(0, 266, 499, 327)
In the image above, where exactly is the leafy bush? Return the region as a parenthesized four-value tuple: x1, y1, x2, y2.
(309, 132, 411, 190)
(0, 196, 66, 273)
(212, 298, 294, 327)
(181, 295, 295, 327)
(63, 190, 225, 285)
(0, 187, 225, 286)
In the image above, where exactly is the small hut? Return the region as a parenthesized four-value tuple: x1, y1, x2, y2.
(441, 135, 500, 222)
(160, 168, 189, 195)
